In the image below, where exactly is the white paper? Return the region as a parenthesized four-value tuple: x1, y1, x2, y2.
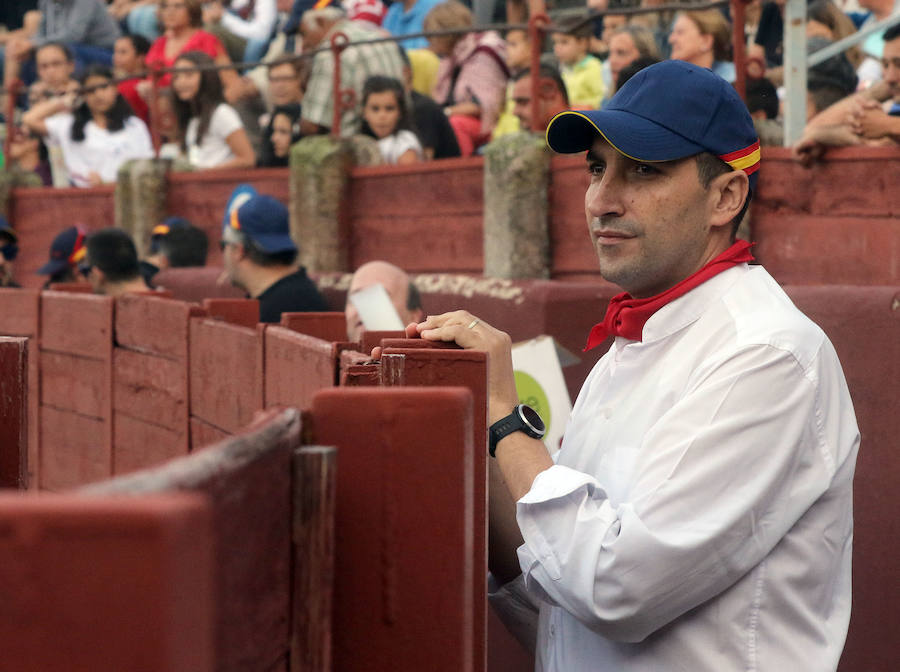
(348, 283, 404, 332)
(511, 336, 573, 453)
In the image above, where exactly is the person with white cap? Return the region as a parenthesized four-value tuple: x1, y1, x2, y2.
(397, 61, 860, 670)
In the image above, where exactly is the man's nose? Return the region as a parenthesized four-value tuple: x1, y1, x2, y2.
(585, 172, 626, 219)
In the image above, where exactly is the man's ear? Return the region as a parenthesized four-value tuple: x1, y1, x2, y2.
(709, 170, 749, 231)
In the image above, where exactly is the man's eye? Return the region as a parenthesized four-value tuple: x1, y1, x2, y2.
(588, 163, 605, 176)
(635, 163, 658, 176)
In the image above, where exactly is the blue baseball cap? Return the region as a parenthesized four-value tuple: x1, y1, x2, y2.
(222, 184, 297, 254)
(546, 61, 760, 187)
(37, 225, 88, 275)
(149, 216, 192, 253)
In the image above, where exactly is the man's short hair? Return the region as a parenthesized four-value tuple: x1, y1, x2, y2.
(513, 64, 570, 106)
(159, 226, 209, 267)
(746, 77, 779, 120)
(695, 153, 750, 237)
(226, 228, 299, 267)
(86, 228, 141, 283)
(554, 14, 593, 40)
(883, 22, 900, 42)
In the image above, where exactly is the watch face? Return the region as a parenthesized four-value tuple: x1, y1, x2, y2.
(519, 404, 546, 434)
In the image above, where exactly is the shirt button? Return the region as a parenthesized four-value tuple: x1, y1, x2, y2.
(549, 624, 556, 637)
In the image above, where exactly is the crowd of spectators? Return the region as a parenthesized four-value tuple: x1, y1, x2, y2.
(0, 0, 897, 185)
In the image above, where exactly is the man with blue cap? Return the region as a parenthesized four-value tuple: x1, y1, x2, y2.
(220, 185, 328, 323)
(403, 61, 859, 670)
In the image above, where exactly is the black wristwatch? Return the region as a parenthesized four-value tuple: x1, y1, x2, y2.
(489, 404, 546, 457)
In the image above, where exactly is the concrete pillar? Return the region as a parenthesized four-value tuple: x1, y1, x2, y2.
(0, 169, 43, 219)
(114, 158, 170, 258)
(289, 135, 382, 274)
(483, 132, 551, 279)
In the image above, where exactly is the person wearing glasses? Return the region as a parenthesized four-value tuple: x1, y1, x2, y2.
(22, 65, 154, 187)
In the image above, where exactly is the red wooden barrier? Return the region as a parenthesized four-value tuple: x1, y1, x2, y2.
(311, 387, 479, 672)
(347, 158, 485, 273)
(0, 337, 27, 489)
(380, 345, 489, 670)
(189, 317, 264, 442)
(83, 407, 303, 672)
(280, 311, 347, 343)
(6, 185, 115, 288)
(784, 286, 900, 672)
(264, 326, 337, 411)
(113, 295, 206, 473)
(0, 492, 214, 671)
(0, 288, 41, 488)
(202, 297, 260, 329)
(39, 291, 114, 490)
(153, 267, 245, 303)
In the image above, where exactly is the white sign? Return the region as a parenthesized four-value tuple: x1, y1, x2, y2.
(348, 283, 405, 332)
(511, 335, 573, 453)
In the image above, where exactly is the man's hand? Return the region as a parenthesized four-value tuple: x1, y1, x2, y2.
(416, 311, 520, 422)
(850, 106, 900, 141)
(7, 37, 33, 60)
(792, 125, 861, 167)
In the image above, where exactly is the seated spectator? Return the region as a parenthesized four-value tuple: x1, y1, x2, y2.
(257, 57, 304, 128)
(145, 0, 240, 94)
(360, 75, 423, 164)
(171, 50, 256, 169)
(257, 102, 302, 166)
(0, 217, 20, 288)
(552, 15, 605, 109)
(395, 48, 460, 159)
(383, 0, 444, 50)
(4, 127, 54, 185)
(28, 42, 79, 108)
(849, 0, 897, 84)
(345, 260, 424, 342)
(510, 64, 569, 132)
(202, 0, 278, 64)
(668, 9, 734, 82)
(220, 184, 328, 323)
(113, 34, 151, 123)
(746, 76, 784, 146)
(426, 1, 508, 156)
(806, 0, 864, 74)
(299, 6, 405, 137)
(492, 28, 531, 139)
(107, 0, 161, 42)
(36, 224, 89, 288)
(82, 228, 150, 296)
(794, 24, 900, 163)
(606, 25, 659, 98)
(807, 36, 859, 120)
(140, 216, 208, 285)
(2, 0, 121, 89)
(22, 65, 154, 187)
(749, 0, 784, 70)
(615, 54, 660, 90)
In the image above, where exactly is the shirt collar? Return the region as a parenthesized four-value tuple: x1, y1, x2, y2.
(638, 264, 750, 343)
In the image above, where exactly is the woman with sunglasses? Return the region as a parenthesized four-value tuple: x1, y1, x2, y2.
(22, 65, 154, 187)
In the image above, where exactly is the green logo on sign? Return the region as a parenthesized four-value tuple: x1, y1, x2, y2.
(514, 370, 551, 434)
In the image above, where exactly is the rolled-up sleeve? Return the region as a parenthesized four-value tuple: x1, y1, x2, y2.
(515, 344, 838, 643)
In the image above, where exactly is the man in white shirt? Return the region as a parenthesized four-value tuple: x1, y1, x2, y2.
(402, 61, 860, 671)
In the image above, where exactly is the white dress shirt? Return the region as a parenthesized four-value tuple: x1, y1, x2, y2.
(516, 264, 859, 672)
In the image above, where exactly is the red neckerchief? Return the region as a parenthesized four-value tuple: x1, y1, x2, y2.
(584, 240, 755, 350)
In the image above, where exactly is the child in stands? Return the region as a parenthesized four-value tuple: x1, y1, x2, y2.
(258, 103, 303, 167)
(360, 76, 422, 165)
(552, 15, 605, 109)
(22, 65, 154, 187)
(492, 28, 531, 138)
(171, 50, 255, 170)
